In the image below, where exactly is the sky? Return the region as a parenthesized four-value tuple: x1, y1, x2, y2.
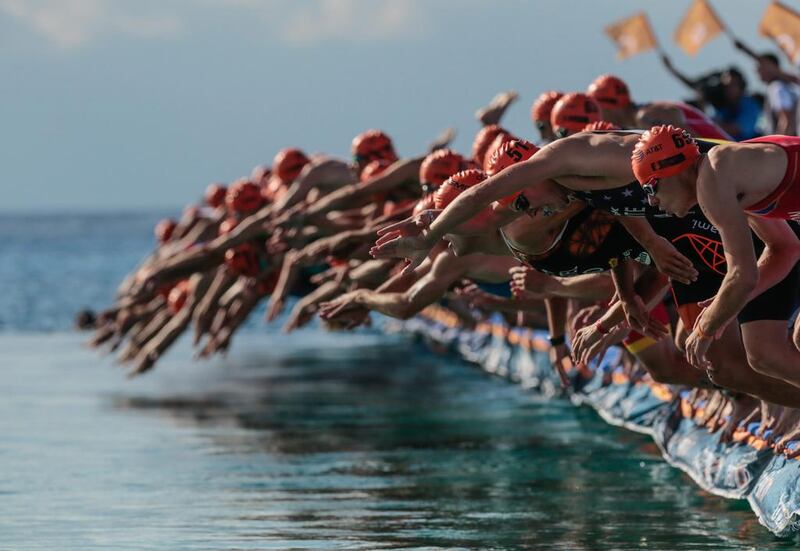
(0, 0, 791, 212)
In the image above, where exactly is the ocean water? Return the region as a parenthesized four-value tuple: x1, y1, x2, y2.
(0, 212, 798, 550)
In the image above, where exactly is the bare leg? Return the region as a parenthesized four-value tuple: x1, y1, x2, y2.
(635, 337, 709, 387)
(741, 320, 800, 389)
(704, 323, 800, 408)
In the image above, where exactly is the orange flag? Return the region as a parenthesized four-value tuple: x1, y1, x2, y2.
(759, 1, 800, 63)
(674, 0, 724, 56)
(605, 12, 658, 60)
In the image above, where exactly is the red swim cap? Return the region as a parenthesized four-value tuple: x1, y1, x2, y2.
(485, 139, 540, 207)
(360, 159, 392, 183)
(272, 148, 309, 184)
(352, 130, 398, 166)
(551, 93, 601, 137)
(631, 125, 700, 186)
(482, 133, 515, 173)
(420, 149, 465, 188)
(204, 183, 228, 209)
(434, 169, 487, 210)
(224, 243, 261, 277)
(485, 139, 539, 177)
(167, 280, 191, 315)
(225, 179, 265, 215)
(154, 218, 177, 244)
(582, 120, 621, 132)
(587, 74, 631, 108)
(531, 91, 564, 124)
(472, 125, 508, 167)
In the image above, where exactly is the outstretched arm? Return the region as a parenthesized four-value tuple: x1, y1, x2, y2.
(302, 157, 424, 221)
(660, 53, 699, 92)
(618, 217, 697, 284)
(320, 250, 464, 320)
(275, 159, 355, 210)
(686, 158, 759, 368)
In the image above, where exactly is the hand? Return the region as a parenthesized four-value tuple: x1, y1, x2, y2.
(370, 234, 433, 275)
(455, 283, 497, 309)
(375, 210, 441, 245)
(695, 298, 729, 340)
(571, 324, 604, 365)
(647, 236, 698, 284)
(475, 90, 519, 126)
(265, 295, 285, 322)
(309, 264, 348, 286)
(318, 291, 363, 320)
(428, 127, 456, 153)
(570, 304, 603, 335)
(509, 266, 548, 297)
(283, 303, 316, 333)
(620, 294, 648, 333)
(193, 305, 215, 345)
(685, 329, 713, 370)
(549, 343, 572, 388)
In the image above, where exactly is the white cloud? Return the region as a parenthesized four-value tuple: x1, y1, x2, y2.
(0, 0, 183, 48)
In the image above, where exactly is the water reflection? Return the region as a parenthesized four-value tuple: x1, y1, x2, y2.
(113, 339, 799, 550)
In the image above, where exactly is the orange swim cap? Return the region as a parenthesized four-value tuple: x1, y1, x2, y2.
(485, 139, 540, 207)
(582, 120, 621, 132)
(360, 159, 393, 183)
(204, 183, 228, 209)
(420, 149, 465, 189)
(587, 74, 632, 108)
(272, 148, 309, 184)
(485, 139, 539, 177)
(434, 169, 487, 210)
(531, 91, 564, 124)
(154, 218, 177, 244)
(551, 93, 601, 137)
(225, 179, 265, 215)
(482, 132, 515, 173)
(352, 130, 398, 167)
(631, 125, 700, 186)
(472, 125, 508, 167)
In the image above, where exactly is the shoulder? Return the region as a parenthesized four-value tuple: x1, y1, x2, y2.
(702, 143, 754, 193)
(705, 143, 737, 173)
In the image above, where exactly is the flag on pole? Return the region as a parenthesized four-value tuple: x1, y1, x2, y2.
(759, 1, 800, 63)
(605, 12, 658, 60)
(674, 0, 724, 56)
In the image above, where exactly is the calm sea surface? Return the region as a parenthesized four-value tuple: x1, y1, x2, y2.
(0, 212, 797, 550)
